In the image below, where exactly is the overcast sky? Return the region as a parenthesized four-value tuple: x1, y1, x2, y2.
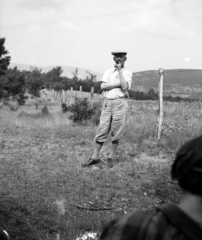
(1, 0, 202, 73)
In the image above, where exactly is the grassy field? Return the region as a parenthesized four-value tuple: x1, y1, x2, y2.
(1, 99, 202, 240)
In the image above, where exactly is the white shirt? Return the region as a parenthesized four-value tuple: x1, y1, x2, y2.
(99, 68, 132, 99)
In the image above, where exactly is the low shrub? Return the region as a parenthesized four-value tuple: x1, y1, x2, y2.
(9, 104, 19, 112)
(61, 103, 68, 113)
(41, 105, 49, 116)
(17, 94, 26, 105)
(61, 98, 100, 124)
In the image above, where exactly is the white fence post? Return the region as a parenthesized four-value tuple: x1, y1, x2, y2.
(70, 87, 74, 105)
(80, 85, 82, 98)
(156, 68, 164, 140)
(91, 86, 94, 105)
(62, 90, 64, 103)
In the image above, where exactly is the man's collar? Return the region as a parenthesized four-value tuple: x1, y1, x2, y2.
(113, 67, 125, 73)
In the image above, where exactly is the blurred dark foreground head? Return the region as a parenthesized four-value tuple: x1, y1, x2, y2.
(171, 135, 202, 197)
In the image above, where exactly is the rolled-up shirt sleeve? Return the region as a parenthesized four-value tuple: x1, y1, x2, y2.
(124, 70, 132, 90)
(100, 69, 110, 83)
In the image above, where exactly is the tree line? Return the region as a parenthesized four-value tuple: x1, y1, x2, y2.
(0, 37, 198, 103)
(128, 89, 198, 102)
(0, 38, 101, 101)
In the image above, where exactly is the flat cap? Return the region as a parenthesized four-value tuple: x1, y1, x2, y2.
(111, 51, 127, 55)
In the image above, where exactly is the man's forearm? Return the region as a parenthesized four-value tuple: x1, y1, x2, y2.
(118, 70, 128, 91)
(101, 82, 121, 90)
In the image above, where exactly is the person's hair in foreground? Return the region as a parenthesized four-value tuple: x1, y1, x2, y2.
(171, 135, 202, 196)
(99, 135, 202, 240)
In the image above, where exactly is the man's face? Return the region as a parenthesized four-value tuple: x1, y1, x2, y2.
(113, 54, 127, 66)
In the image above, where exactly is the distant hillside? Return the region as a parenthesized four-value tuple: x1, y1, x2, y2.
(9, 63, 103, 81)
(8, 64, 202, 96)
(132, 69, 202, 95)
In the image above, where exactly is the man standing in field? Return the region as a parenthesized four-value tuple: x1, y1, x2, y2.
(82, 51, 132, 167)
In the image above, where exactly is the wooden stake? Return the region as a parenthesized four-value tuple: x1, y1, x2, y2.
(91, 87, 94, 105)
(70, 87, 73, 105)
(80, 85, 82, 98)
(156, 68, 164, 140)
(62, 89, 65, 103)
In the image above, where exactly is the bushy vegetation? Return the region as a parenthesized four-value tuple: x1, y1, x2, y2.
(62, 98, 101, 124)
(129, 88, 201, 102)
(0, 65, 102, 102)
(129, 88, 158, 100)
(41, 104, 49, 116)
(17, 93, 27, 105)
